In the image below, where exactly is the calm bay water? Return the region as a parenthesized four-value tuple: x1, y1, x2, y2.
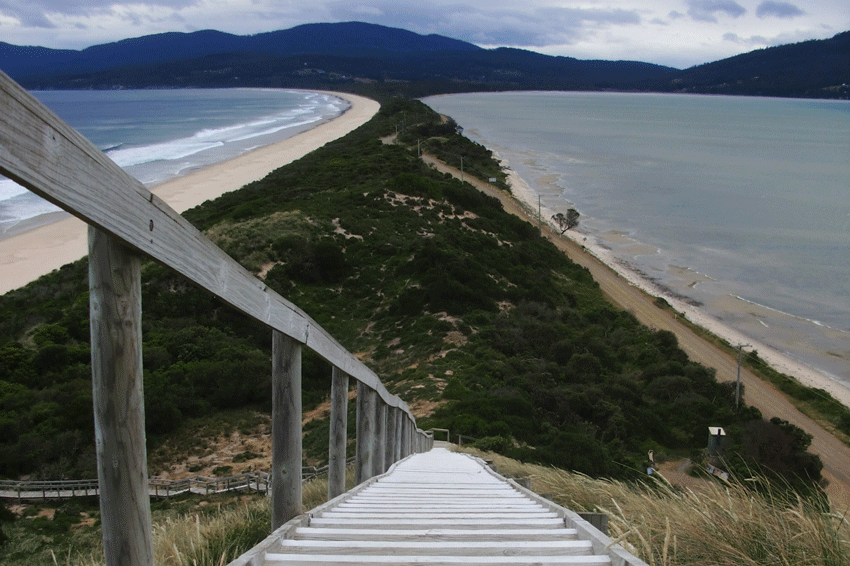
(425, 92, 850, 386)
(0, 89, 347, 234)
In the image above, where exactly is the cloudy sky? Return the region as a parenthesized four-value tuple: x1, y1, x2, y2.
(0, 0, 846, 68)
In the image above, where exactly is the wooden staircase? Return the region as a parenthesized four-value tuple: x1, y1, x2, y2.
(235, 448, 647, 566)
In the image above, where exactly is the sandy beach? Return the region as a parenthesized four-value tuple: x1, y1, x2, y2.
(0, 91, 379, 295)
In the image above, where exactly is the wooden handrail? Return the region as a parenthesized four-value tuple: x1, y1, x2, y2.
(0, 71, 409, 417)
(0, 70, 434, 566)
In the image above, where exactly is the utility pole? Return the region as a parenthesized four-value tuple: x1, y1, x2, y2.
(417, 139, 420, 158)
(460, 156, 464, 183)
(735, 343, 750, 409)
(538, 195, 542, 233)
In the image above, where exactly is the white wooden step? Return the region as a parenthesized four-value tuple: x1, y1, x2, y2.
(291, 527, 581, 541)
(249, 449, 642, 566)
(335, 502, 543, 510)
(277, 538, 594, 555)
(318, 511, 559, 519)
(264, 554, 611, 565)
(308, 517, 566, 528)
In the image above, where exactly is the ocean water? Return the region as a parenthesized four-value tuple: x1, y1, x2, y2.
(424, 92, 850, 387)
(0, 89, 347, 234)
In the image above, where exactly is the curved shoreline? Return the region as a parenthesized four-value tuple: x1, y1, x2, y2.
(504, 167, 850, 410)
(421, 151, 850, 507)
(0, 91, 380, 295)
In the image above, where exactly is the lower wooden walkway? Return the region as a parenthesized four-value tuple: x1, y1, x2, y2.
(230, 448, 648, 566)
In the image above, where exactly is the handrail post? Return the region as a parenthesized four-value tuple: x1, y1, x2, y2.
(89, 227, 154, 566)
(271, 331, 302, 530)
(355, 382, 376, 485)
(394, 409, 403, 462)
(384, 406, 397, 470)
(400, 417, 410, 458)
(374, 401, 387, 476)
(328, 367, 349, 499)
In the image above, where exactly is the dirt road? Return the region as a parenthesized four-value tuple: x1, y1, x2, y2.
(422, 153, 850, 509)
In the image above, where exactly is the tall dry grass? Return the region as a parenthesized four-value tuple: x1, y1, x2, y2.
(51, 477, 333, 566)
(151, 478, 331, 566)
(50, 454, 849, 566)
(460, 447, 850, 566)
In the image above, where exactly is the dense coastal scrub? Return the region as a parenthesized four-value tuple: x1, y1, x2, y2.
(0, 98, 828, 506)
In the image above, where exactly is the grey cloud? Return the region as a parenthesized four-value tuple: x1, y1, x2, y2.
(686, 0, 746, 22)
(325, 1, 642, 47)
(756, 1, 804, 18)
(725, 29, 816, 48)
(0, 0, 55, 27)
(0, 0, 197, 27)
(723, 32, 768, 44)
(540, 7, 641, 27)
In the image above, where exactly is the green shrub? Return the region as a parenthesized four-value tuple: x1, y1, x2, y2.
(473, 436, 511, 453)
(212, 466, 233, 477)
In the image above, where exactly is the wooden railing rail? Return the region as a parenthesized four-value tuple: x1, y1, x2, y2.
(0, 478, 101, 501)
(427, 427, 450, 442)
(0, 461, 361, 502)
(0, 71, 433, 566)
(0, 479, 100, 491)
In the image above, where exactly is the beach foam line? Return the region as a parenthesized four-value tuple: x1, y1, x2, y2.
(0, 91, 380, 295)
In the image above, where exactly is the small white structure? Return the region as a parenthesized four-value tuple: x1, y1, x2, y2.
(707, 427, 726, 460)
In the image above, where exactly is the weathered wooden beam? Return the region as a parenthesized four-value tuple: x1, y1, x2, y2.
(374, 402, 387, 476)
(355, 382, 376, 485)
(328, 367, 349, 499)
(271, 331, 302, 530)
(400, 417, 411, 458)
(384, 406, 397, 470)
(394, 408, 404, 462)
(88, 227, 153, 566)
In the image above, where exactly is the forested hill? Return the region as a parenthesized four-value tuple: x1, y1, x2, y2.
(0, 22, 481, 82)
(0, 98, 824, 498)
(641, 30, 850, 99)
(0, 21, 674, 93)
(2, 23, 848, 98)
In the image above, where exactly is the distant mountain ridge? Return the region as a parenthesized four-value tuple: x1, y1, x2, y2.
(0, 22, 480, 81)
(1, 22, 846, 98)
(647, 30, 850, 98)
(0, 21, 673, 91)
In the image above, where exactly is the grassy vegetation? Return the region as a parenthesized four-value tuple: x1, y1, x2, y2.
(4, 450, 844, 566)
(653, 297, 850, 445)
(457, 447, 850, 566)
(0, 97, 830, 514)
(742, 350, 850, 441)
(0, 475, 343, 566)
